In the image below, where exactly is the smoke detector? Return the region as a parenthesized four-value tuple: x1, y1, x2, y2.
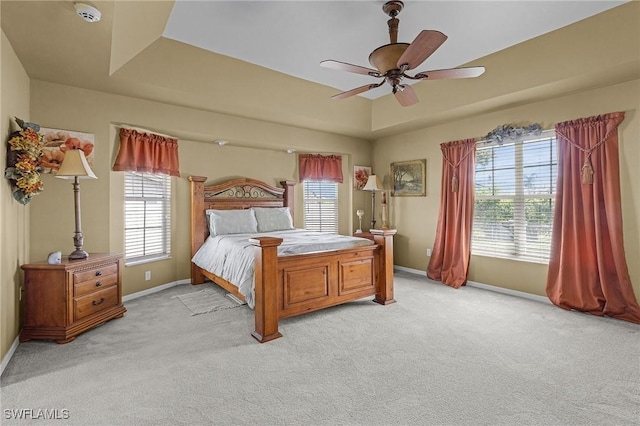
(74, 3, 101, 23)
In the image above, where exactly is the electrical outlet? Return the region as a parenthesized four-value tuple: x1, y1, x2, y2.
(426, 248, 432, 257)
(145, 271, 151, 281)
(19, 286, 23, 301)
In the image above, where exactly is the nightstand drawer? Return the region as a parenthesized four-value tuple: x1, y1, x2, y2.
(73, 263, 118, 285)
(74, 286, 118, 321)
(74, 273, 118, 297)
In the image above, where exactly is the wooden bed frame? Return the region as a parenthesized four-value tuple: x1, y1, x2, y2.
(189, 176, 396, 342)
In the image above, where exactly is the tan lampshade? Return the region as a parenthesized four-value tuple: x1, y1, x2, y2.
(363, 174, 383, 191)
(55, 149, 97, 179)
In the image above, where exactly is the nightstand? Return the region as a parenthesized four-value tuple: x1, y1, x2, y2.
(20, 253, 126, 344)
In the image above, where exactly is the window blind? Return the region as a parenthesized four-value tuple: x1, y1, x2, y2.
(124, 172, 171, 263)
(472, 132, 557, 263)
(303, 180, 338, 233)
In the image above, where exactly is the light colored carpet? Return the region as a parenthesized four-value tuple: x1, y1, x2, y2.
(173, 287, 244, 316)
(1, 273, 639, 425)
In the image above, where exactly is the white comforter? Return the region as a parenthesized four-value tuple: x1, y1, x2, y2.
(191, 229, 374, 308)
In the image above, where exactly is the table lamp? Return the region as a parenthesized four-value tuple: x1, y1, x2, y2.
(362, 174, 383, 230)
(55, 148, 97, 259)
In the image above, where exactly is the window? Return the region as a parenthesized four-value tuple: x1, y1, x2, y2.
(124, 172, 171, 264)
(303, 180, 338, 233)
(472, 132, 557, 263)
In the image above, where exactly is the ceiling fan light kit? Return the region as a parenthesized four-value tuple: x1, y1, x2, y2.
(321, 0, 485, 106)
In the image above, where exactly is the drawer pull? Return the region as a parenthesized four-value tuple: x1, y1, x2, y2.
(92, 298, 105, 306)
(95, 271, 102, 277)
(95, 281, 102, 287)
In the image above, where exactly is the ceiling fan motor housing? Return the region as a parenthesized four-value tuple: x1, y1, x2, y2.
(369, 43, 409, 74)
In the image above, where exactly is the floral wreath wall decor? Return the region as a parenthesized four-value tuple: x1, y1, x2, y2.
(4, 117, 44, 205)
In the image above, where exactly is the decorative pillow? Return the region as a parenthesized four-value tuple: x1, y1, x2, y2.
(253, 207, 294, 233)
(206, 209, 258, 236)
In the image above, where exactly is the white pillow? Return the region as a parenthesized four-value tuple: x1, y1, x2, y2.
(253, 207, 294, 233)
(206, 209, 258, 236)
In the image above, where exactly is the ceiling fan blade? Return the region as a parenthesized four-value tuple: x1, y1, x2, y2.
(412, 66, 486, 80)
(397, 30, 448, 71)
(320, 60, 381, 77)
(394, 84, 419, 107)
(331, 83, 382, 100)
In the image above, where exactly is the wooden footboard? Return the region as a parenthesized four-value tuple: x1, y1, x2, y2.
(250, 229, 396, 342)
(188, 175, 396, 342)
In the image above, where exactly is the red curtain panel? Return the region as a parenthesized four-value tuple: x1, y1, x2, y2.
(547, 112, 640, 324)
(428, 138, 476, 288)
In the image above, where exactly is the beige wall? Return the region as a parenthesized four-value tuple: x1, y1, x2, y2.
(1, 30, 31, 363)
(28, 80, 372, 296)
(373, 79, 640, 302)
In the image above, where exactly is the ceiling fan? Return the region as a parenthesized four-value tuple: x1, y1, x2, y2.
(320, 1, 485, 107)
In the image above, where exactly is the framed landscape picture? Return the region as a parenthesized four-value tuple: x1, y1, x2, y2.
(391, 159, 426, 197)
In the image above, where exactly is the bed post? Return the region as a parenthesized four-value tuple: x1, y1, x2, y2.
(280, 180, 296, 220)
(250, 236, 284, 343)
(189, 176, 207, 285)
(371, 229, 397, 305)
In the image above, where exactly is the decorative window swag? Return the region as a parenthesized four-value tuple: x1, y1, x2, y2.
(484, 123, 543, 145)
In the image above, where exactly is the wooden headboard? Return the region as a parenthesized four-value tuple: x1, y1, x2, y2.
(188, 176, 296, 259)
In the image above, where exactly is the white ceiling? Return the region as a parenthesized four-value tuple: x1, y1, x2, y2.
(163, 0, 627, 99)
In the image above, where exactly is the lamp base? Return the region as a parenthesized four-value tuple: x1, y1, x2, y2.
(355, 229, 363, 234)
(69, 249, 89, 260)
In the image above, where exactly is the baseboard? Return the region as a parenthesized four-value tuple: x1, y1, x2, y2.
(465, 280, 550, 304)
(1, 336, 20, 378)
(394, 265, 550, 304)
(394, 265, 425, 276)
(122, 278, 190, 302)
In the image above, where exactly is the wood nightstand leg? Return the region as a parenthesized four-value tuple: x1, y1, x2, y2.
(56, 337, 76, 344)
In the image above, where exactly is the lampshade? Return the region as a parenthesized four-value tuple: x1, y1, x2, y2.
(362, 174, 383, 191)
(55, 149, 97, 179)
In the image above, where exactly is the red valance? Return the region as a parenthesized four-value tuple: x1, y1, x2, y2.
(113, 128, 180, 177)
(298, 154, 343, 183)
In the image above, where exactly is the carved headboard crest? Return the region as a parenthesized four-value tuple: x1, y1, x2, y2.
(189, 176, 296, 259)
(205, 184, 283, 201)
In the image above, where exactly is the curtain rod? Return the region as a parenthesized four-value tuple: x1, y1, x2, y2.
(115, 123, 175, 139)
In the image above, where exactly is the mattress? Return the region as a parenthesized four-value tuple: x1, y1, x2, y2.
(191, 229, 374, 308)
